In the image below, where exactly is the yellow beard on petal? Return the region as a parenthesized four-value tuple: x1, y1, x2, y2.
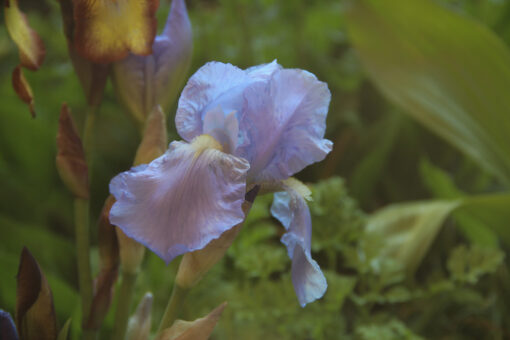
(190, 135, 224, 158)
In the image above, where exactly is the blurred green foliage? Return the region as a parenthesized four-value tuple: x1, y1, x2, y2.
(2, 0, 510, 339)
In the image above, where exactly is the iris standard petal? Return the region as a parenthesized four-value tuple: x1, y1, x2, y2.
(109, 137, 250, 264)
(238, 69, 332, 183)
(271, 189, 327, 307)
(245, 60, 281, 80)
(176, 62, 250, 142)
(112, 0, 192, 123)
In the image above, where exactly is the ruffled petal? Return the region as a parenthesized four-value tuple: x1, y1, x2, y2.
(112, 0, 192, 123)
(176, 62, 250, 142)
(238, 69, 332, 183)
(271, 188, 327, 307)
(109, 137, 250, 263)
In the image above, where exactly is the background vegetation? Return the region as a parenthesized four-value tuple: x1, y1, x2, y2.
(2, 0, 510, 338)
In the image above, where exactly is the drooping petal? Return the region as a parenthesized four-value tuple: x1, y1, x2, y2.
(112, 0, 192, 123)
(109, 136, 249, 264)
(176, 62, 250, 142)
(73, 0, 159, 63)
(271, 183, 327, 307)
(239, 69, 332, 183)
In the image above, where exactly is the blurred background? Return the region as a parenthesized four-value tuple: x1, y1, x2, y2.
(2, 0, 510, 339)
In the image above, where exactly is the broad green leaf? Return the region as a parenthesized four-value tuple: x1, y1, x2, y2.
(366, 192, 510, 273)
(345, 0, 510, 184)
(419, 160, 499, 247)
(365, 200, 460, 273)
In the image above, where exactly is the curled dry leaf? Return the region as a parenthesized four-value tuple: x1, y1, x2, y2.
(56, 104, 89, 199)
(16, 248, 57, 340)
(157, 302, 227, 340)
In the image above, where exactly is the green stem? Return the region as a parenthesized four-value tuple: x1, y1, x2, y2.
(112, 271, 138, 340)
(74, 198, 93, 326)
(157, 283, 190, 333)
(83, 104, 99, 167)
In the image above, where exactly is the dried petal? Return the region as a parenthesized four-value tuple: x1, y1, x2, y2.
(73, 0, 159, 63)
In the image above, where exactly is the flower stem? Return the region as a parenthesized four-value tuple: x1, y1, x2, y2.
(74, 198, 93, 328)
(112, 271, 138, 340)
(157, 283, 190, 333)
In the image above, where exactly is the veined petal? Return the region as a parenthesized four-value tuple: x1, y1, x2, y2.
(112, 0, 192, 122)
(4, 0, 45, 70)
(239, 69, 332, 183)
(203, 106, 239, 154)
(74, 0, 159, 63)
(109, 136, 249, 263)
(176, 62, 250, 142)
(271, 184, 327, 307)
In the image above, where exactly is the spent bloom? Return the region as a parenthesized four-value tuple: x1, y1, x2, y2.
(110, 61, 332, 306)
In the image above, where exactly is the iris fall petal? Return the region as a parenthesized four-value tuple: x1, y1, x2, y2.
(110, 137, 250, 263)
(271, 189, 327, 307)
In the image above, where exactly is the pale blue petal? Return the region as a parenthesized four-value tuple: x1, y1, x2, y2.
(0, 310, 18, 340)
(238, 69, 332, 183)
(245, 60, 281, 80)
(110, 140, 250, 264)
(271, 191, 327, 307)
(176, 62, 250, 142)
(112, 0, 192, 121)
(203, 106, 239, 153)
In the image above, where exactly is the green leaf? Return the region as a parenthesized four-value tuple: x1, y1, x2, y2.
(345, 0, 510, 184)
(419, 160, 499, 247)
(447, 245, 505, 284)
(57, 319, 72, 340)
(365, 200, 461, 273)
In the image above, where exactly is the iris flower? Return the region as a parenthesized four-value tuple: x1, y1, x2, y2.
(110, 61, 332, 306)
